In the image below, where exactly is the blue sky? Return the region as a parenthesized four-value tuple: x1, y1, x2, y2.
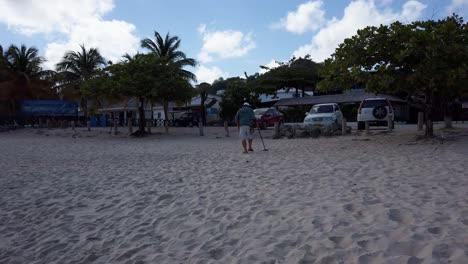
(0, 0, 466, 84)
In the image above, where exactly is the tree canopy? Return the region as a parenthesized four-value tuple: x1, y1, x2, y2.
(55, 45, 106, 116)
(319, 15, 467, 136)
(259, 56, 323, 97)
(141, 31, 197, 127)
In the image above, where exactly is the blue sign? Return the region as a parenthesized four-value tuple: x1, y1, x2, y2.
(19, 100, 78, 117)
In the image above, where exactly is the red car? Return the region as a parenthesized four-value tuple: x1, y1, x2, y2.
(254, 108, 284, 129)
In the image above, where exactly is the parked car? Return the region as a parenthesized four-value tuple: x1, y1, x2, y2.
(254, 108, 284, 129)
(173, 112, 200, 127)
(357, 97, 394, 130)
(304, 103, 343, 128)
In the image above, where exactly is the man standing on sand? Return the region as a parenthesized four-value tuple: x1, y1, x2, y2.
(235, 102, 256, 154)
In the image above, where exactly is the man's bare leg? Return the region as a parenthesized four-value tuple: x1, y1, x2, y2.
(241, 140, 248, 153)
(248, 139, 253, 151)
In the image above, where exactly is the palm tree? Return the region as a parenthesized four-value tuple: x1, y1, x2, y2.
(0, 44, 57, 121)
(0, 45, 9, 82)
(197, 82, 211, 125)
(56, 44, 106, 118)
(5, 44, 45, 79)
(141, 32, 197, 127)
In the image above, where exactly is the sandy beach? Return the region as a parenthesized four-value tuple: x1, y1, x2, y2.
(0, 124, 467, 264)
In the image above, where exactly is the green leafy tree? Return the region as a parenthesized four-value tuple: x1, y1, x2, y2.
(210, 77, 227, 95)
(196, 82, 211, 125)
(141, 31, 197, 126)
(319, 15, 467, 137)
(259, 56, 322, 97)
(219, 77, 260, 122)
(56, 45, 106, 118)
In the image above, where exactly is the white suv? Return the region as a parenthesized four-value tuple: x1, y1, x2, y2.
(357, 98, 394, 130)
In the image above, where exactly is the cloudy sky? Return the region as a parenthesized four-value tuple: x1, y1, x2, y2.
(0, 0, 466, 84)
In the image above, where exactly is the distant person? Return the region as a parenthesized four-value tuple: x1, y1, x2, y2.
(235, 102, 256, 154)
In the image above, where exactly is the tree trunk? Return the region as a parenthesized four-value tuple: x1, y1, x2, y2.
(201, 94, 207, 126)
(443, 101, 453, 129)
(424, 91, 434, 137)
(224, 121, 229, 137)
(81, 98, 88, 120)
(163, 101, 169, 134)
(138, 96, 146, 132)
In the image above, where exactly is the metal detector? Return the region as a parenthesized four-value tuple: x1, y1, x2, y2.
(257, 127, 268, 151)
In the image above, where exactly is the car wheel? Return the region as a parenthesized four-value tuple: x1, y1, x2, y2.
(357, 121, 365, 130)
(372, 106, 388, 119)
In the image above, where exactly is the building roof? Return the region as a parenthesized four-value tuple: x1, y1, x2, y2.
(274, 92, 406, 107)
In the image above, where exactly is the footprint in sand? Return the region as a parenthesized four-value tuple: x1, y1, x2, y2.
(343, 203, 356, 212)
(328, 236, 352, 249)
(208, 248, 224, 260)
(157, 194, 174, 203)
(427, 227, 444, 235)
(388, 209, 413, 224)
(179, 230, 196, 240)
(357, 251, 384, 264)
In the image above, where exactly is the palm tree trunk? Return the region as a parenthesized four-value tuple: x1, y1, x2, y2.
(138, 96, 146, 132)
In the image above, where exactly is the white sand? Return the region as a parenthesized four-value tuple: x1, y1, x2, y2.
(0, 125, 467, 264)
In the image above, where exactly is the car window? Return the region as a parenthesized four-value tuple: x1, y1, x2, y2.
(254, 109, 267, 115)
(265, 109, 274, 115)
(362, 99, 387, 108)
(311, 105, 334, 113)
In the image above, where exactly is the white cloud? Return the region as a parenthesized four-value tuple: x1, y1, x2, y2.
(446, 0, 468, 16)
(0, 0, 139, 69)
(198, 24, 207, 34)
(195, 65, 229, 84)
(292, 0, 427, 62)
(273, 1, 326, 34)
(259, 60, 281, 74)
(197, 25, 255, 63)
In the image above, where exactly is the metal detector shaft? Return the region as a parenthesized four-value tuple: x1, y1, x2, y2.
(257, 128, 268, 151)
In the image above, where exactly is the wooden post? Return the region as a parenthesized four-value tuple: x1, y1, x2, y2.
(387, 116, 393, 132)
(417, 112, 424, 131)
(87, 121, 91, 131)
(444, 115, 452, 129)
(113, 117, 118, 134)
(71, 121, 75, 130)
(199, 121, 204, 136)
(164, 120, 169, 134)
(128, 118, 133, 134)
(341, 118, 347, 135)
(224, 121, 230, 137)
(274, 121, 280, 138)
(147, 120, 152, 133)
(365, 121, 370, 134)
